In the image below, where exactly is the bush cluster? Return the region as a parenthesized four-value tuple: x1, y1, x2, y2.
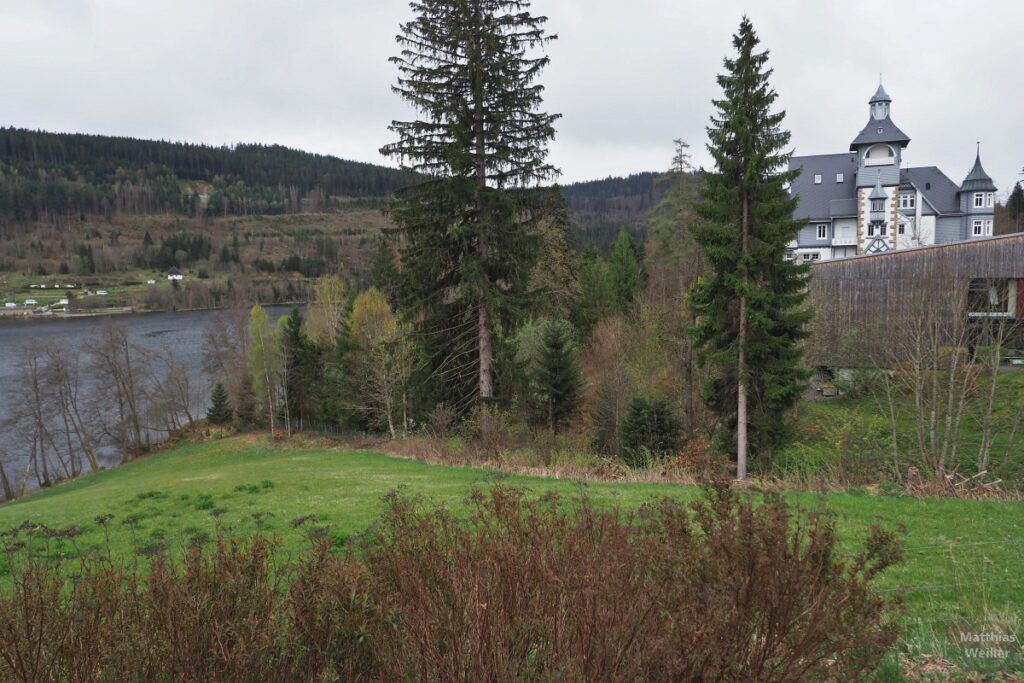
(0, 486, 903, 682)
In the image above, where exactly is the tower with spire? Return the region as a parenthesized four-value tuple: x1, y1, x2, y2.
(785, 81, 1002, 262)
(959, 145, 997, 238)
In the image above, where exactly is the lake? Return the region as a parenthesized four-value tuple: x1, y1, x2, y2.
(0, 306, 296, 497)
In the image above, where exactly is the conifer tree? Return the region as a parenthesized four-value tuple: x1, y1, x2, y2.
(1009, 182, 1023, 232)
(689, 17, 810, 479)
(608, 230, 642, 311)
(281, 307, 317, 431)
(206, 382, 233, 425)
(370, 240, 400, 308)
(536, 320, 580, 431)
(381, 0, 560, 409)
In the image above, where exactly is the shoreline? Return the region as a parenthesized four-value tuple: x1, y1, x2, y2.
(0, 301, 309, 323)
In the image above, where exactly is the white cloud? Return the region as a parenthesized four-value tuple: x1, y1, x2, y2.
(1, 0, 1021, 191)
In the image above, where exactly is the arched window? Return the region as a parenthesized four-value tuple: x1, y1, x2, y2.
(864, 144, 895, 166)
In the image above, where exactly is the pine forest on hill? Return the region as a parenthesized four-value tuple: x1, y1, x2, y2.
(0, 128, 668, 312)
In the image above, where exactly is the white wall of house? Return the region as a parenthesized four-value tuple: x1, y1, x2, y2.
(795, 247, 832, 263)
(833, 218, 857, 245)
(858, 186, 898, 251)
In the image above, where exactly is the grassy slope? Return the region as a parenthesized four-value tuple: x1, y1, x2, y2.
(1, 435, 1022, 672)
(780, 373, 1024, 486)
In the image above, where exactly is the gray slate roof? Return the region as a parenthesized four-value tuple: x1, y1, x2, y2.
(850, 115, 911, 151)
(869, 173, 887, 200)
(788, 153, 858, 220)
(902, 167, 961, 214)
(869, 83, 891, 104)
(960, 153, 997, 192)
(789, 155, 963, 221)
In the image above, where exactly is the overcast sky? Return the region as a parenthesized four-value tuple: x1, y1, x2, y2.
(2, 0, 1022, 194)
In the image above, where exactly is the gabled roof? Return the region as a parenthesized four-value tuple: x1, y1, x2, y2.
(869, 173, 887, 200)
(850, 115, 911, 151)
(961, 152, 997, 192)
(788, 153, 858, 221)
(902, 167, 961, 215)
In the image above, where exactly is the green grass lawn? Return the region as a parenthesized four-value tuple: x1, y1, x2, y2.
(1, 435, 1022, 675)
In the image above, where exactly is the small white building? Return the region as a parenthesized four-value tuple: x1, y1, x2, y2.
(147, 279, 157, 285)
(168, 267, 184, 281)
(24, 299, 38, 306)
(4, 302, 16, 308)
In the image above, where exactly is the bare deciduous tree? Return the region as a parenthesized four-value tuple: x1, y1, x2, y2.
(90, 322, 146, 459)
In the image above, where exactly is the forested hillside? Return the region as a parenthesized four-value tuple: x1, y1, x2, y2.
(561, 172, 667, 251)
(0, 127, 689, 315)
(0, 128, 415, 222)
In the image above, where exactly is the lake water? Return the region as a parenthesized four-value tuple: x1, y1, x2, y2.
(0, 306, 296, 497)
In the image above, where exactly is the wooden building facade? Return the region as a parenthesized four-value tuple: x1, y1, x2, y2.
(806, 234, 1024, 367)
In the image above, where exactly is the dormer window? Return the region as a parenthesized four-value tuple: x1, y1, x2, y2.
(836, 173, 844, 183)
(877, 127, 884, 134)
(814, 174, 822, 184)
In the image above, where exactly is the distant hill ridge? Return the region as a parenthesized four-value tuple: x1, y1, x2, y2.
(0, 127, 667, 244)
(0, 127, 416, 220)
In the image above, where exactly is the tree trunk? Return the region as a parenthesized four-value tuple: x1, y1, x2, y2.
(386, 395, 396, 440)
(736, 191, 750, 480)
(471, 10, 493, 401)
(0, 461, 12, 501)
(479, 301, 493, 399)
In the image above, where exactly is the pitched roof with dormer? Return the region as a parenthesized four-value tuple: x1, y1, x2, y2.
(788, 153, 858, 221)
(901, 167, 962, 215)
(849, 115, 911, 151)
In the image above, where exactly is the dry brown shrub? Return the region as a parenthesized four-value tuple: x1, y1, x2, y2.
(0, 488, 903, 681)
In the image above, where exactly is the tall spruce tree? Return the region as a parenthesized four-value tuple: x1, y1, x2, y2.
(281, 307, 318, 431)
(689, 17, 810, 479)
(537, 320, 580, 431)
(381, 0, 560, 411)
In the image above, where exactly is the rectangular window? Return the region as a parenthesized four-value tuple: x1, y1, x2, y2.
(836, 173, 844, 183)
(986, 219, 993, 235)
(974, 193, 985, 208)
(987, 193, 994, 208)
(898, 224, 905, 235)
(899, 194, 916, 209)
(867, 225, 875, 237)
(816, 224, 828, 240)
(968, 279, 1015, 318)
(880, 225, 887, 236)
(871, 199, 884, 212)
(814, 174, 822, 184)
(973, 219, 984, 236)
